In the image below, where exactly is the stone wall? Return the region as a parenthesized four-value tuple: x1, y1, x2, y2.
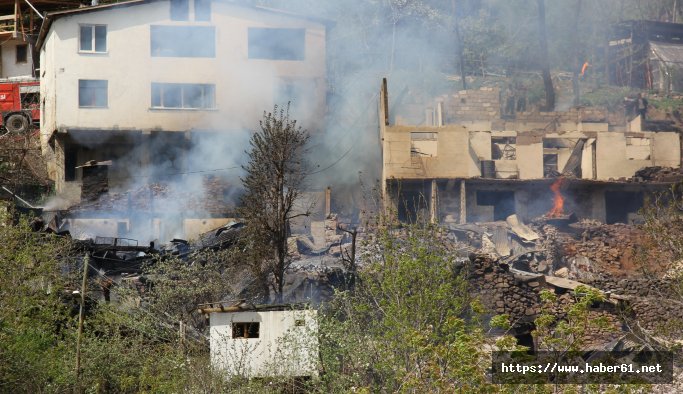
(468, 254, 682, 341)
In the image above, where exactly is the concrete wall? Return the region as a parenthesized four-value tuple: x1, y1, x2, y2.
(210, 309, 318, 378)
(1, 39, 34, 78)
(653, 132, 681, 167)
(383, 125, 680, 182)
(183, 218, 234, 240)
(40, 1, 326, 146)
(597, 132, 652, 179)
(383, 125, 471, 179)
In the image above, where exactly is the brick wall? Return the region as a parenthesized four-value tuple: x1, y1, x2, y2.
(443, 88, 501, 122)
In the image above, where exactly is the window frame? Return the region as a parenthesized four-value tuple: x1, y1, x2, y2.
(150, 82, 216, 110)
(79, 24, 108, 54)
(78, 79, 108, 109)
(170, 0, 190, 21)
(15, 44, 27, 64)
(231, 322, 260, 339)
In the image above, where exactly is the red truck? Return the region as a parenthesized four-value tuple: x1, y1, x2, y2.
(0, 79, 39, 134)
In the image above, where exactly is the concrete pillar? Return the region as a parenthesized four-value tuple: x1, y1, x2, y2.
(459, 180, 466, 224)
(436, 101, 443, 127)
(325, 187, 331, 217)
(591, 189, 606, 222)
(429, 179, 437, 224)
(425, 109, 434, 126)
(54, 135, 66, 192)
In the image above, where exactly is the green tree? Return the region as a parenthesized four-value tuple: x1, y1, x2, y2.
(318, 224, 489, 391)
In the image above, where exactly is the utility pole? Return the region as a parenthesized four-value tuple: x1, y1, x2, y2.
(75, 253, 89, 390)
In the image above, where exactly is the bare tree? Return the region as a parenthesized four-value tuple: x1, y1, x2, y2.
(239, 104, 311, 303)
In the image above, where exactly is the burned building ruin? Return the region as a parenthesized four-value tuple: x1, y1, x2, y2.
(379, 81, 682, 225)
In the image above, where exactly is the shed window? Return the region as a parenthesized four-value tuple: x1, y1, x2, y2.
(248, 28, 305, 60)
(232, 322, 259, 339)
(79, 25, 107, 53)
(15, 44, 27, 63)
(151, 25, 215, 57)
(78, 80, 108, 108)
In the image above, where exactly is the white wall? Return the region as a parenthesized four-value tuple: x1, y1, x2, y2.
(40, 1, 326, 144)
(210, 309, 318, 378)
(1, 39, 33, 78)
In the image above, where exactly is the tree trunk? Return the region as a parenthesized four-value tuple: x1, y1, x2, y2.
(571, 0, 583, 106)
(537, 0, 555, 111)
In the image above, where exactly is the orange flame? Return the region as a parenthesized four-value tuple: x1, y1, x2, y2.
(547, 178, 565, 217)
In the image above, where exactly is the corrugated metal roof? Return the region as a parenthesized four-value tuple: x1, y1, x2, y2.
(651, 41, 683, 66)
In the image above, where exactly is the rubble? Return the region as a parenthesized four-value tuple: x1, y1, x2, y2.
(633, 166, 683, 183)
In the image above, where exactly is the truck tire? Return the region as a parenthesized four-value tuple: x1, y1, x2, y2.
(5, 114, 29, 133)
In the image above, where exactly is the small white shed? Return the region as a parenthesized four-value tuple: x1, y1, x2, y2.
(200, 302, 318, 378)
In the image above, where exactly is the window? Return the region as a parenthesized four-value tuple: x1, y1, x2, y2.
(543, 154, 558, 177)
(195, 0, 211, 21)
(248, 28, 305, 60)
(15, 44, 27, 63)
(64, 148, 77, 181)
(79, 25, 107, 53)
(232, 322, 259, 339)
(151, 83, 215, 109)
(491, 137, 516, 160)
(625, 137, 651, 160)
(410, 132, 438, 157)
(151, 25, 215, 57)
(78, 80, 108, 108)
(170, 0, 189, 21)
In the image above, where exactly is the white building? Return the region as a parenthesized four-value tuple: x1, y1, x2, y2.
(202, 303, 319, 378)
(36, 0, 329, 192)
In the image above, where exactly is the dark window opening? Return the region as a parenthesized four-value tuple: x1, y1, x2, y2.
(515, 332, 535, 354)
(170, 0, 189, 21)
(232, 322, 259, 339)
(151, 25, 215, 57)
(248, 28, 305, 60)
(543, 154, 558, 177)
(15, 44, 27, 63)
(195, 0, 211, 21)
(396, 186, 431, 223)
(78, 80, 107, 108)
(64, 148, 77, 182)
(605, 191, 644, 224)
(491, 137, 516, 160)
(476, 190, 515, 221)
